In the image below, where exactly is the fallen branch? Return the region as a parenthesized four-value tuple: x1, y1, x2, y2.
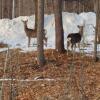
(0, 78, 69, 82)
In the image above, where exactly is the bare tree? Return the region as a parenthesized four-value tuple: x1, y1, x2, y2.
(37, 0, 46, 66)
(97, 0, 100, 43)
(94, 0, 99, 61)
(12, 0, 15, 18)
(54, 0, 65, 53)
(0, 0, 2, 18)
(2, 0, 11, 18)
(34, 0, 38, 29)
(97, 19, 100, 43)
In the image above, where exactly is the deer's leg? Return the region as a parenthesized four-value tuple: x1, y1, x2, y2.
(72, 44, 75, 59)
(44, 37, 47, 47)
(67, 42, 68, 55)
(71, 44, 73, 51)
(71, 44, 74, 55)
(74, 44, 77, 59)
(78, 43, 81, 53)
(28, 37, 31, 47)
(43, 31, 47, 47)
(74, 44, 76, 51)
(79, 43, 80, 50)
(67, 41, 70, 55)
(67, 41, 69, 51)
(67, 38, 71, 50)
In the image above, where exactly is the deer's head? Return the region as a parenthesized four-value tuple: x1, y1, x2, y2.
(77, 25, 84, 35)
(22, 19, 28, 27)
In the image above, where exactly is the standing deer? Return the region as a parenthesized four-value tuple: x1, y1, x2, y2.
(67, 25, 84, 52)
(22, 20, 47, 47)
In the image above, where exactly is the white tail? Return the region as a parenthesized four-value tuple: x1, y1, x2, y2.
(22, 20, 47, 47)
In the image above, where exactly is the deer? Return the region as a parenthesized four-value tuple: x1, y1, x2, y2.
(67, 25, 84, 54)
(22, 20, 47, 47)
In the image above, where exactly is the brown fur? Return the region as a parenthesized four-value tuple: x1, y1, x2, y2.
(22, 20, 47, 47)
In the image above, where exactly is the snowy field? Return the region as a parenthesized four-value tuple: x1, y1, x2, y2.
(0, 12, 99, 54)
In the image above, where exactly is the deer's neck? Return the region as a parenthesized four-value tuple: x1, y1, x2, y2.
(79, 29, 83, 36)
(24, 25, 28, 32)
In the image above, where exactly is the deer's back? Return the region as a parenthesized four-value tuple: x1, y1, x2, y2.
(25, 28, 37, 37)
(67, 33, 81, 44)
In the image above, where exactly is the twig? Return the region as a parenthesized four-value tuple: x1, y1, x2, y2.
(1, 47, 9, 100)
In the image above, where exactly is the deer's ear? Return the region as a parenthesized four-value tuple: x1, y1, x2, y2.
(77, 25, 80, 28)
(26, 19, 28, 22)
(21, 20, 24, 22)
(21, 19, 28, 22)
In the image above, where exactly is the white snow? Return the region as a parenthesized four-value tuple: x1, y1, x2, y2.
(0, 12, 99, 54)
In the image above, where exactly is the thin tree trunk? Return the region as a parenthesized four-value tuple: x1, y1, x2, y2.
(94, 0, 99, 62)
(34, 0, 38, 29)
(0, 0, 2, 18)
(12, 0, 15, 18)
(54, 0, 65, 53)
(37, 0, 45, 66)
(18, 0, 21, 16)
(97, 19, 100, 43)
(97, 0, 100, 43)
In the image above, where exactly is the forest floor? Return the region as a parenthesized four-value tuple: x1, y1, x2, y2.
(0, 48, 100, 100)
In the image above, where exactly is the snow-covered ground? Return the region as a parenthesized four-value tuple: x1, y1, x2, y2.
(0, 12, 99, 54)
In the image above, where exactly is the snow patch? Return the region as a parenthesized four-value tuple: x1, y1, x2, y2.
(0, 12, 99, 54)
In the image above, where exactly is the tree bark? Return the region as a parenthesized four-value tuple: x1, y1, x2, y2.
(94, 0, 99, 61)
(97, 0, 100, 43)
(34, 0, 38, 29)
(54, 0, 65, 53)
(37, 0, 45, 66)
(2, 0, 8, 18)
(0, 0, 2, 18)
(9, 0, 13, 19)
(97, 19, 100, 43)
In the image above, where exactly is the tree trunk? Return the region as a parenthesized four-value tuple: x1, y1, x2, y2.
(0, 0, 2, 18)
(34, 0, 38, 29)
(37, 0, 45, 66)
(2, 0, 8, 18)
(12, 0, 15, 18)
(54, 0, 65, 53)
(97, 0, 100, 43)
(98, 19, 100, 43)
(94, 0, 99, 62)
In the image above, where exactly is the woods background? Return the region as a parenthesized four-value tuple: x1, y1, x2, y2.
(0, 0, 100, 41)
(0, 0, 97, 19)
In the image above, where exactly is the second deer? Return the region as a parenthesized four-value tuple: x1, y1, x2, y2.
(22, 20, 47, 47)
(67, 25, 84, 52)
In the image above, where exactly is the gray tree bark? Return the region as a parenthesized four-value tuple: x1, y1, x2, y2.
(34, 0, 38, 29)
(37, 0, 46, 66)
(94, 0, 99, 61)
(0, 0, 2, 18)
(54, 0, 65, 53)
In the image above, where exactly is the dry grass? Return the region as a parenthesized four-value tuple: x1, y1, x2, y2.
(0, 49, 100, 100)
